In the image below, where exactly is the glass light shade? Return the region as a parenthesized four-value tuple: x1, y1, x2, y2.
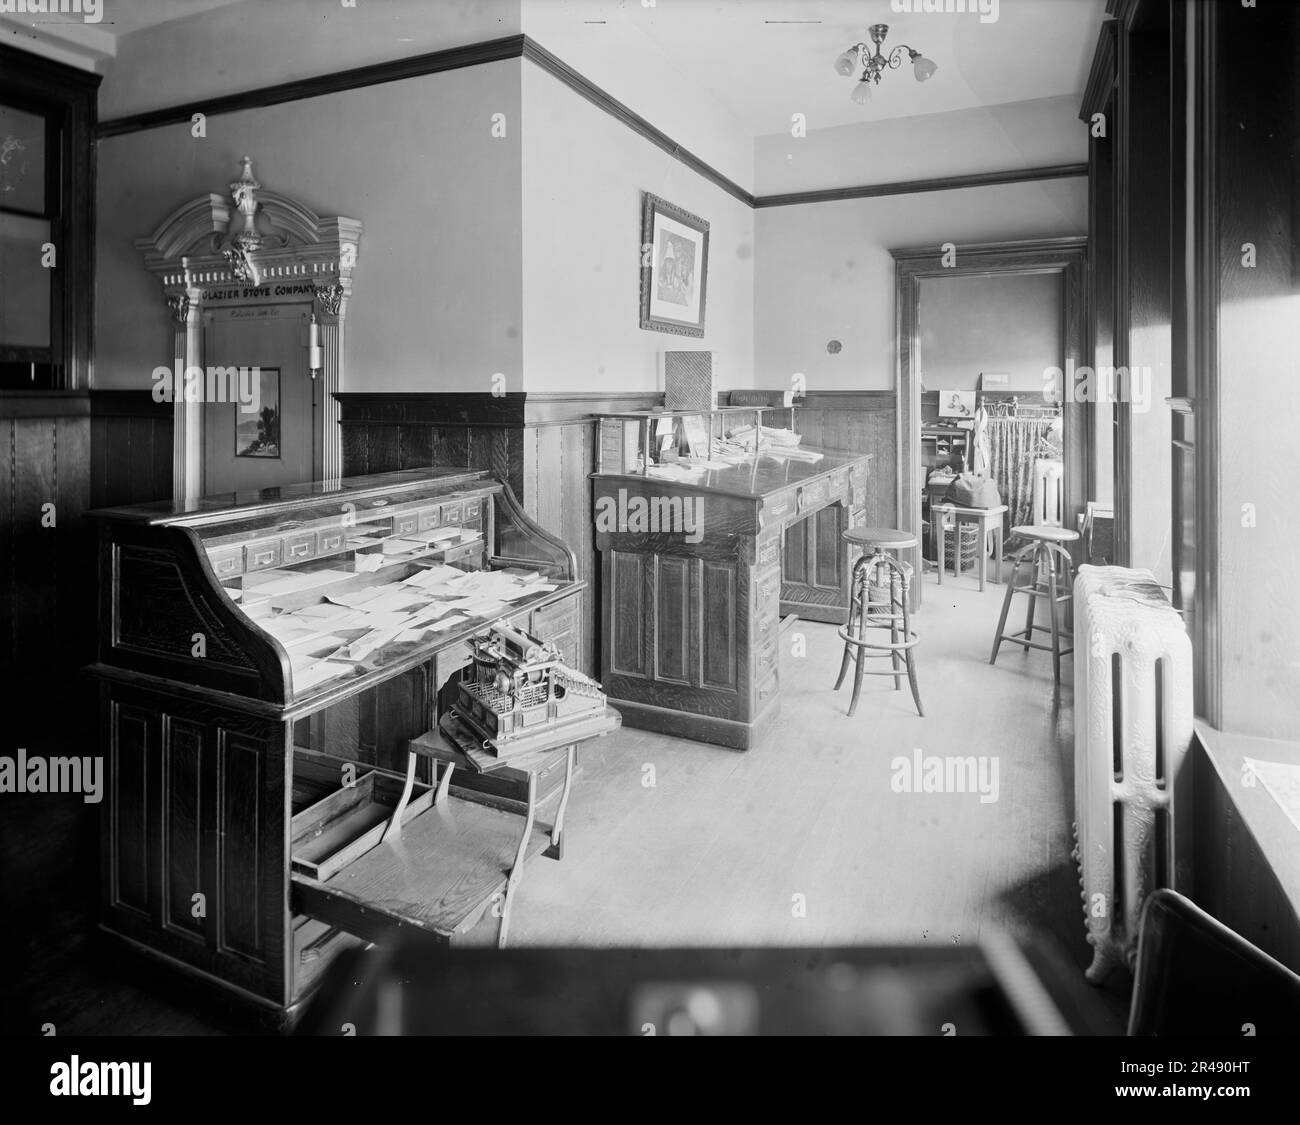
(833, 48, 859, 77)
(850, 79, 873, 104)
(913, 56, 938, 82)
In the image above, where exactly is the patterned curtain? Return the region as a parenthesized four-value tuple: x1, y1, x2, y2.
(985, 417, 1055, 540)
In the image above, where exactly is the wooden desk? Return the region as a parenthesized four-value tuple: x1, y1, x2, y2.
(931, 503, 1008, 592)
(592, 448, 872, 749)
(86, 468, 585, 1024)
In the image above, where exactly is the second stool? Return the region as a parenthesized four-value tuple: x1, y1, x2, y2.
(989, 524, 1079, 684)
(835, 527, 924, 718)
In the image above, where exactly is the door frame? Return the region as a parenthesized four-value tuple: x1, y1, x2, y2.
(891, 237, 1088, 603)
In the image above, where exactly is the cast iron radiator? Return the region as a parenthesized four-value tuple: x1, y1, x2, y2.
(1072, 565, 1193, 983)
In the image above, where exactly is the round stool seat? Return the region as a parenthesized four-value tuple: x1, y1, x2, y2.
(1012, 524, 1079, 544)
(843, 526, 917, 551)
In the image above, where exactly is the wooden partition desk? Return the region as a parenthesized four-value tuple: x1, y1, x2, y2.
(593, 448, 872, 750)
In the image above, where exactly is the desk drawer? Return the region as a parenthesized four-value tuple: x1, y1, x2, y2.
(798, 477, 830, 514)
(244, 537, 283, 572)
(282, 531, 317, 563)
(763, 489, 796, 526)
(316, 526, 347, 554)
(440, 500, 464, 526)
(757, 533, 781, 572)
(754, 668, 779, 708)
(442, 540, 483, 567)
(462, 497, 483, 526)
(755, 566, 781, 608)
(392, 511, 421, 538)
(752, 628, 778, 680)
(207, 545, 243, 578)
(291, 770, 432, 883)
(417, 505, 442, 532)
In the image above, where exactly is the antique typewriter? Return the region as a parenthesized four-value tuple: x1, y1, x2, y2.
(450, 624, 610, 759)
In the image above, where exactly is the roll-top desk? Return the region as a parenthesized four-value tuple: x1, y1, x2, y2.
(592, 410, 872, 750)
(87, 468, 584, 1021)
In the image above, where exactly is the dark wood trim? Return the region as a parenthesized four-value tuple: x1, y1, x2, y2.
(1191, 0, 1220, 728)
(726, 389, 896, 413)
(94, 30, 1088, 213)
(88, 389, 173, 417)
(754, 165, 1087, 209)
(0, 390, 90, 418)
(520, 38, 754, 208)
(892, 237, 1088, 606)
(335, 390, 663, 429)
(1080, 21, 1119, 121)
(95, 35, 527, 138)
(1, 45, 100, 392)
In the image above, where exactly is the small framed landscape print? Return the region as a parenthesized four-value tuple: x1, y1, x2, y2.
(640, 192, 709, 337)
(236, 367, 281, 458)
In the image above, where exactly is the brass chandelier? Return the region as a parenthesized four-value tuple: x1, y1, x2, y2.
(833, 23, 938, 103)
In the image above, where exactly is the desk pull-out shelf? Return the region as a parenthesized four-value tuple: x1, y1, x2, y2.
(289, 741, 571, 950)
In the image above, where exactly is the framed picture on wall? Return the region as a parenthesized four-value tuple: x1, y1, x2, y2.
(640, 193, 709, 337)
(939, 390, 976, 419)
(236, 367, 281, 458)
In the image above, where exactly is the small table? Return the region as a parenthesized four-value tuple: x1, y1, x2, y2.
(932, 503, 1008, 592)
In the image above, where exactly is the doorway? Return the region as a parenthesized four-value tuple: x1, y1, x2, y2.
(892, 238, 1088, 606)
(202, 304, 318, 494)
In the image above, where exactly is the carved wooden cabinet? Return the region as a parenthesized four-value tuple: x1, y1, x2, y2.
(592, 412, 871, 750)
(88, 468, 582, 1021)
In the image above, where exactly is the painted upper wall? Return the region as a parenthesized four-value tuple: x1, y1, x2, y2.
(98, 0, 521, 120)
(918, 271, 1062, 390)
(756, 95, 1085, 196)
(753, 178, 1085, 392)
(521, 3, 753, 192)
(521, 63, 754, 394)
(96, 61, 523, 393)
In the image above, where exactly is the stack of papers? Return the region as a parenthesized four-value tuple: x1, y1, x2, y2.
(274, 562, 558, 694)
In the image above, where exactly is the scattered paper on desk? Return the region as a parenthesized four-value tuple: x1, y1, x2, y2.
(403, 563, 467, 589)
(353, 553, 388, 573)
(326, 587, 388, 609)
(339, 625, 405, 662)
(293, 660, 350, 693)
(429, 614, 468, 632)
(381, 537, 430, 556)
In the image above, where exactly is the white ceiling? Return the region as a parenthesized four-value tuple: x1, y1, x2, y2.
(93, 0, 248, 36)
(527, 0, 1107, 136)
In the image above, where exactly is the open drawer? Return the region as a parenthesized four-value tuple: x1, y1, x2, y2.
(292, 797, 554, 945)
(291, 768, 436, 882)
(289, 741, 569, 949)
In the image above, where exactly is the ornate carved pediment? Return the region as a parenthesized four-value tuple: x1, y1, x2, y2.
(138, 157, 362, 499)
(135, 156, 361, 317)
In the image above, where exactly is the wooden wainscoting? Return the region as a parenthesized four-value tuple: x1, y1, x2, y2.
(726, 389, 896, 527)
(336, 392, 662, 677)
(89, 391, 174, 508)
(0, 393, 93, 748)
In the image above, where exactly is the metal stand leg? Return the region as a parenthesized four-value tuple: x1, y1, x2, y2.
(544, 745, 575, 861)
(1048, 554, 1062, 685)
(899, 567, 923, 717)
(889, 568, 903, 690)
(497, 770, 536, 949)
(1023, 545, 1041, 651)
(990, 550, 1023, 665)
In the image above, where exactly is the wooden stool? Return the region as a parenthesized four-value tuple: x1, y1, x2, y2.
(931, 503, 1009, 591)
(835, 527, 923, 717)
(989, 524, 1079, 684)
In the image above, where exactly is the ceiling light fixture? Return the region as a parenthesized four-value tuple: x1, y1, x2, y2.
(834, 23, 937, 103)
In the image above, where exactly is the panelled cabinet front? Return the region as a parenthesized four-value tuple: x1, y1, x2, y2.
(593, 453, 869, 749)
(604, 547, 752, 733)
(104, 685, 287, 1005)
